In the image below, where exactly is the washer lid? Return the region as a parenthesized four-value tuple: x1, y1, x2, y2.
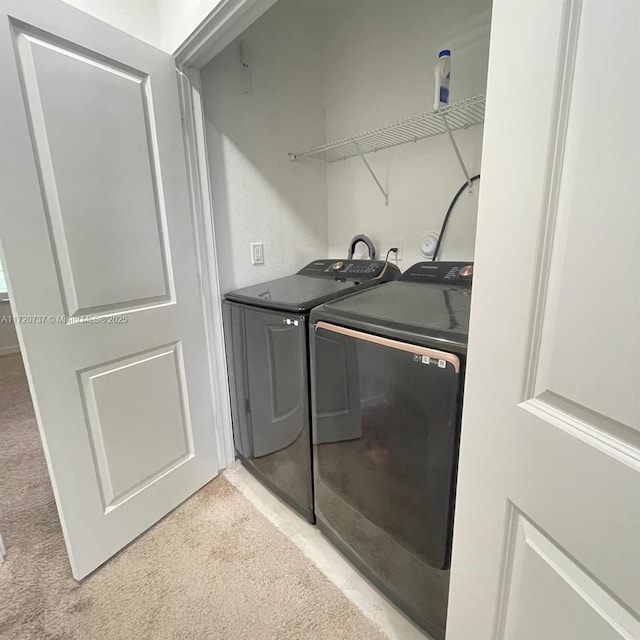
(224, 274, 362, 313)
(311, 280, 472, 352)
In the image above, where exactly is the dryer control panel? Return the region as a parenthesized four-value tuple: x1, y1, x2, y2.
(400, 261, 473, 286)
(298, 259, 400, 282)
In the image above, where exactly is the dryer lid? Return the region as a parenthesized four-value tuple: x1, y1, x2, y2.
(311, 279, 472, 352)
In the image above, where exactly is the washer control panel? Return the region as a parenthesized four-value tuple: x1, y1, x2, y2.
(400, 261, 474, 286)
(298, 259, 399, 281)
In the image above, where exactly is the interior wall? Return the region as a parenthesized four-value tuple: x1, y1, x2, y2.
(0, 301, 19, 356)
(324, 0, 492, 265)
(201, 0, 328, 293)
(202, 0, 491, 286)
(60, 0, 161, 47)
(60, 0, 225, 52)
(157, 0, 223, 52)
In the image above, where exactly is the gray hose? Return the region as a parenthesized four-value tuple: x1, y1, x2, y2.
(347, 234, 377, 260)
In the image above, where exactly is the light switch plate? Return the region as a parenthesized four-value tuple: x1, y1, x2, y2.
(251, 242, 264, 265)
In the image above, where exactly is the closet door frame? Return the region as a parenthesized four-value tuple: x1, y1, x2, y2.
(171, 0, 278, 470)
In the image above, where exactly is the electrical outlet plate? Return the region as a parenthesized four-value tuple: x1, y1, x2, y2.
(251, 242, 264, 265)
(390, 237, 403, 261)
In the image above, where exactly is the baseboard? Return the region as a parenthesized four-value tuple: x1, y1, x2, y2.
(0, 345, 19, 356)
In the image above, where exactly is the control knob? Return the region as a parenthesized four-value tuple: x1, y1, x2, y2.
(459, 264, 474, 278)
(330, 261, 345, 271)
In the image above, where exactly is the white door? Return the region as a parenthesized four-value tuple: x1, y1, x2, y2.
(0, 0, 219, 579)
(447, 0, 640, 637)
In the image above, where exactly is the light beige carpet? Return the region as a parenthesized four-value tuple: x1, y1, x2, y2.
(0, 353, 387, 640)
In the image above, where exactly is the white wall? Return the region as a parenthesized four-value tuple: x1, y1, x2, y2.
(202, 0, 491, 288)
(201, 0, 328, 293)
(157, 0, 223, 52)
(61, 0, 161, 47)
(61, 0, 224, 52)
(0, 301, 19, 356)
(325, 0, 492, 265)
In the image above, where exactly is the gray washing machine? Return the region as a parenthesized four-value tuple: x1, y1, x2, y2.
(309, 261, 473, 638)
(222, 258, 400, 522)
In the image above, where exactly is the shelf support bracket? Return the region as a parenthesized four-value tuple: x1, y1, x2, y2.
(442, 115, 473, 193)
(355, 143, 389, 206)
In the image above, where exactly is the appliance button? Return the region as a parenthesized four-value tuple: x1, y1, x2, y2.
(459, 264, 473, 278)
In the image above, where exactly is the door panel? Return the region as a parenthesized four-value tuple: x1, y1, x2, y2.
(13, 26, 170, 315)
(528, 0, 639, 433)
(0, 0, 218, 579)
(499, 510, 639, 640)
(80, 343, 192, 509)
(447, 0, 640, 637)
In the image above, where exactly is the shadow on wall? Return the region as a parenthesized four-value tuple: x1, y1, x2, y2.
(201, 0, 329, 294)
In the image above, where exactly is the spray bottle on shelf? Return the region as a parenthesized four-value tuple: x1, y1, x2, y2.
(433, 49, 451, 110)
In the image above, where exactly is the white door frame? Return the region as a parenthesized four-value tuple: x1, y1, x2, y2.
(171, 0, 278, 471)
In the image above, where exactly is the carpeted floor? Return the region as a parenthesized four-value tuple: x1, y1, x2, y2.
(0, 353, 387, 640)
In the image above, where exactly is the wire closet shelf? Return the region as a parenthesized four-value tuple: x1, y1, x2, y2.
(289, 95, 485, 163)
